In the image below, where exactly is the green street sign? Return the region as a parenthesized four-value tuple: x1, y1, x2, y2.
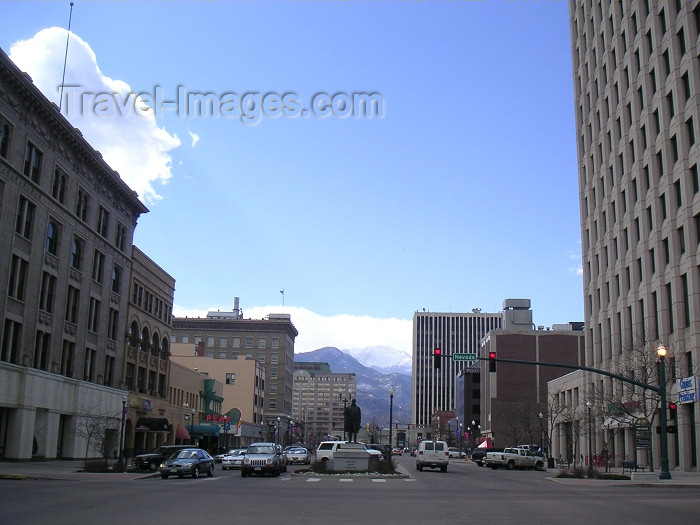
(453, 353, 477, 361)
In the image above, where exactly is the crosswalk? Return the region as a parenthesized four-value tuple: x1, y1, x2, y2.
(294, 476, 417, 483)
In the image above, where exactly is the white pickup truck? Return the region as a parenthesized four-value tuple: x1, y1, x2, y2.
(484, 447, 545, 471)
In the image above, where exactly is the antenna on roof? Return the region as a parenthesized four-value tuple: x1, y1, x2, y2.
(58, 2, 75, 113)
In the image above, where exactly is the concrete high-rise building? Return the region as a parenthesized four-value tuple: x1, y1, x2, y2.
(412, 309, 501, 428)
(569, 1, 700, 471)
(292, 362, 356, 447)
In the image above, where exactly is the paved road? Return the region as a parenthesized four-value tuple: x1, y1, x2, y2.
(2, 457, 700, 524)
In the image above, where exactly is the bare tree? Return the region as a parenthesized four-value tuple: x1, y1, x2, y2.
(74, 402, 121, 463)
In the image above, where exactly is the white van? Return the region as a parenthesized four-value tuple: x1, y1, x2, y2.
(415, 440, 449, 472)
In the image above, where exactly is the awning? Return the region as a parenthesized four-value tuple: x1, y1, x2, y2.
(190, 424, 220, 438)
(135, 418, 169, 432)
(602, 416, 635, 429)
(175, 425, 190, 440)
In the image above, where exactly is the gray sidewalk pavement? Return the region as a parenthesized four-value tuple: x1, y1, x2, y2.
(0, 459, 156, 481)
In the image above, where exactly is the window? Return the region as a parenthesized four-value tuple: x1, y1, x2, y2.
(75, 188, 89, 222)
(115, 222, 127, 252)
(107, 308, 119, 340)
(51, 167, 68, 204)
(218, 352, 227, 358)
(111, 265, 122, 294)
(61, 340, 74, 377)
(15, 196, 35, 239)
(270, 368, 278, 379)
(678, 226, 686, 254)
(1, 319, 22, 364)
(226, 373, 235, 385)
(206, 336, 214, 347)
(219, 338, 227, 347)
(271, 353, 279, 364)
(45, 219, 60, 255)
(88, 297, 101, 332)
(258, 338, 266, 348)
(233, 337, 240, 348)
(39, 271, 56, 313)
(33, 331, 50, 371)
(70, 237, 84, 270)
(83, 348, 96, 382)
(246, 337, 253, 348)
(65, 286, 80, 323)
(0, 121, 11, 158)
(687, 117, 696, 146)
(97, 206, 109, 238)
(104, 355, 115, 387)
(132, 283, 143, 306)
(258, 354, 266, 363)
(8, 255, 28, 301)
(92, 250, 105, 283)
(270, 384, 278, 394)
(23, 141, 42, 183)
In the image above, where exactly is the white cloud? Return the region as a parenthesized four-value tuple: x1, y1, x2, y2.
(172, 305, 413, 356)
(9, 27, 180, 204)
(187, 129, 200, 148)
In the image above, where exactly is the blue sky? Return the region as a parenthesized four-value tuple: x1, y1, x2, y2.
(2, 1, 582, 355)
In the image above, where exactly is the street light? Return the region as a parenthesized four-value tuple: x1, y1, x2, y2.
(339, 393, 349, 441)
(260, 421, 264, 440)
(586, 401, 593, 476)
(277, 417, 281, 446)
(389, 386, 394, 447)
(538, 412, 543, 453)
(118, 394, 127, 471)
(657, 344, 672, 480)
(458, 422, 463, 457)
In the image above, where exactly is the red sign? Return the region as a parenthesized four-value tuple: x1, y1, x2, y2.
(205, 414, 231, 423)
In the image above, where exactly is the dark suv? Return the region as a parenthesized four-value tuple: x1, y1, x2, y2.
(134, 445, 190, 471)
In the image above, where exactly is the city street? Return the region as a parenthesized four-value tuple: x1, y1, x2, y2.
(2, 456, 700, 524)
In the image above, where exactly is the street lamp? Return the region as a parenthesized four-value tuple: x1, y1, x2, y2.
(586, 401, 593, 476)
(538, 412, 543, 453)
(657, 344, 672, 480)
(260, 421, 264, 440)
(339, 393, 349, 441)
(389, 386, 394, 447)
(458, 422, 463, 457)
(277, 417, 281, 446)
(191, 407, 196, 446)
(118, 394, 127, 471)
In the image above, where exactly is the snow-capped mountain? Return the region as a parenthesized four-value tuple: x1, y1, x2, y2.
(342, 345, 412, 375)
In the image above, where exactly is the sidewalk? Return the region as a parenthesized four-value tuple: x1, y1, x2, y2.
(0, 459, 156, 481)
(545, 466, 700, 487)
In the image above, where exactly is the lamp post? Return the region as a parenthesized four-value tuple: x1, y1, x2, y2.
(586, 401, 593, 476)
(191, 408, 196, 446)
(458, 422, 463, 457)
(389, 386, 394, 447)
(538, 412, 543, 453)
(277, 417, 281, 446)
(118, 394, 127, 471)
(260, 421, 264, 440)
(657, 344, 672, 480)
(339, 394, 348, 441)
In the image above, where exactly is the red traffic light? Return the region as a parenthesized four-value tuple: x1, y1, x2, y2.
(488, 351, 496, 372)
(669, 402, 677, 420)
(488, 351, 496, 360)
(434, 348, 441, 368)
(434, 348, 441, 356)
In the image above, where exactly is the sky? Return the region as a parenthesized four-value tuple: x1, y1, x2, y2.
(2, 1, 583, 356)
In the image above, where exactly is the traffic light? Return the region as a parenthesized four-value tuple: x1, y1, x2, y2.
(488, 351, 496, 372)
(669, 402, 677, 420)
(434, 348, 442, 368)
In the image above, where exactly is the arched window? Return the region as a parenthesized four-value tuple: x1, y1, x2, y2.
(140, 327, 150, 353)
(151, 332, 160, 357)
(161, 337, 169, 360)
(129, 321, 139, 347)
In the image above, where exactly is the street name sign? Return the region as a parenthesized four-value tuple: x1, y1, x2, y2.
(453, 353, 477, 361)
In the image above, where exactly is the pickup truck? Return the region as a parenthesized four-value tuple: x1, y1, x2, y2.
(484, 447, 545, 471)
(471, 447, 503, 467)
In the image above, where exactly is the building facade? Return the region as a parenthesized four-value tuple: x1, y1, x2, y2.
(571, 0, 700, 471)
(171, 305, 297, 439)
(292, 362, 356, 447)
(411, 309, 501, 428)
(0, 48, 148, 460)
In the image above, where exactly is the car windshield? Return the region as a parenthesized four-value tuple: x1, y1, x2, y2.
(248, 445, 275, 455)
(175, 450, 199, 459)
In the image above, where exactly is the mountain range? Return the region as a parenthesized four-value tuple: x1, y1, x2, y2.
(294, 346, 412, 428)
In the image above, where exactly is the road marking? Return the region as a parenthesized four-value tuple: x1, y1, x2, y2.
(306, 478, 321, 482)
(339, 478, 353, 483)
(371, 479, 386, 483)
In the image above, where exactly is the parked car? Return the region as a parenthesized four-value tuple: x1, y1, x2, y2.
(241, 442, 285, 477)
(364, 445, 383, 460)
(415, 440, 449, 472)
(159, 448, 215, 479)
(134, 445, 190, 471)
(448, 448, 467, 459)
(221, 449, 246, 470)
(366, 444, 392, 461)
(215, 448, 241, 463)
(286, 447, 311, 465)
(471, 447, 503, 467)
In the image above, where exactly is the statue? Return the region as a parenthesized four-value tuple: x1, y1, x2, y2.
(345, 399, 361, 442)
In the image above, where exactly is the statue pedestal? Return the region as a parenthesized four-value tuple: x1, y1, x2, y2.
(330, 443, 370, 472)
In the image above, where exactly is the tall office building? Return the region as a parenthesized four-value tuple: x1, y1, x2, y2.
(412, 310, 501, 428)
(571, 1, 700, 470)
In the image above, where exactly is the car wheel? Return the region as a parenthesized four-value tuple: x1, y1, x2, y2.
(535, 462, 544, 471)
(208, 465, 214, 477)
(161, 474, 169, 479)
(192, 466, 200, 478)
(506, 461, 515, 470)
